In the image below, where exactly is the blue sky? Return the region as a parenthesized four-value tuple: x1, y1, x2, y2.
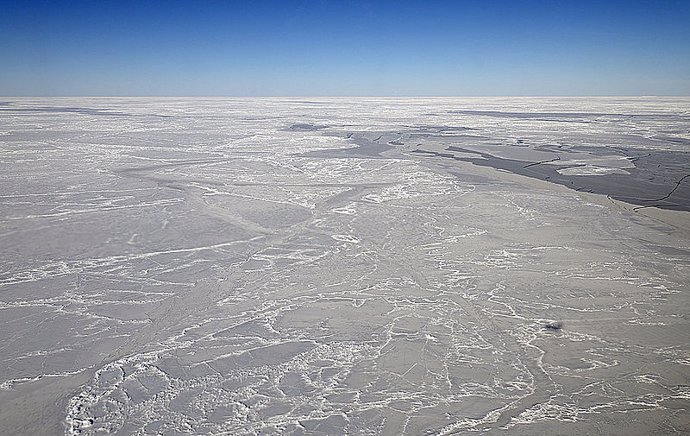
(2, 0, 689, 96)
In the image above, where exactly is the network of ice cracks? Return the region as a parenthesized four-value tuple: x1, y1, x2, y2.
(0, 97, 689, 435)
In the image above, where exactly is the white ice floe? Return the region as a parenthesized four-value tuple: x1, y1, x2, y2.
(557, 165, 631, 176)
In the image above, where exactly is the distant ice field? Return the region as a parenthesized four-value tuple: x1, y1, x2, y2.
(0, 98, 689, 435)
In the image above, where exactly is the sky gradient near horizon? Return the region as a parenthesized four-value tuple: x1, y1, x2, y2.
(2, 0, 690, 96)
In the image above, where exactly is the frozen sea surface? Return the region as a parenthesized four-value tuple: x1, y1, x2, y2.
(1, 97, 689, 435)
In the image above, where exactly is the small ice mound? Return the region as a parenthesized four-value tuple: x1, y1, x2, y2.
(331, 234, 360, 244)
(331, 202, 357, 215)
(543, 320, 564, 331)
(557, 165, 630, 176)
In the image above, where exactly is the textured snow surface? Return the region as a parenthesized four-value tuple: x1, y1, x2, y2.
(0, 97, 689, 435)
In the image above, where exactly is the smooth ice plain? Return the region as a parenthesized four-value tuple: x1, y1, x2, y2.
(1, 97, 689, 435)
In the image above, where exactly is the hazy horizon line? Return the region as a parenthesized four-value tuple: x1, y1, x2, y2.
(3, 95, 690, 99)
